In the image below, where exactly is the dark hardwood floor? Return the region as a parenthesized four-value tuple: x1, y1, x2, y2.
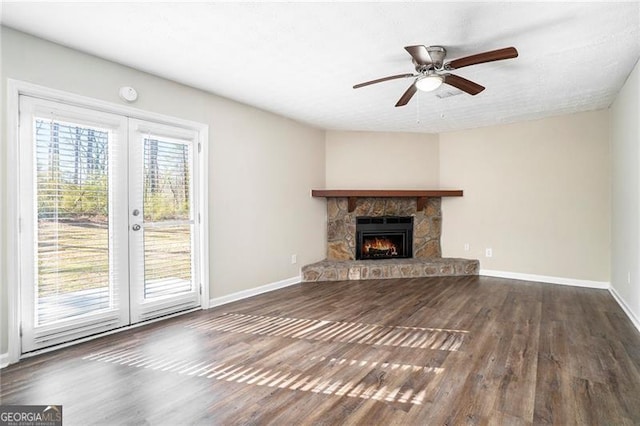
(2, 276, 640, 425)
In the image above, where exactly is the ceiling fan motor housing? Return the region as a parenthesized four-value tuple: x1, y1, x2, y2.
(411, 46, 447, 72)
(426, 46, 446, 70)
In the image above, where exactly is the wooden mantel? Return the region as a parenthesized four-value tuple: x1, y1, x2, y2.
(311, 189, 463, 212)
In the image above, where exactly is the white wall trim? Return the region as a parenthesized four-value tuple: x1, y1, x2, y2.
(480, 269, 610, 289)
(8, 79, 208, 130)
(198, 123, 210, 309)
(609, 286, 640, 334)
(6, 79, 22, 365)
(209, 276, 301, 308)
(0, 353, 9, 369)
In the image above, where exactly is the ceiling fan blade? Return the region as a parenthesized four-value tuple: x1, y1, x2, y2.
(447, 47, 518, 70)
(404, 45, 431, 66)
(395, 82, 418, 107)
(444, 74, 485, 95)
(353, 73, 415, 89)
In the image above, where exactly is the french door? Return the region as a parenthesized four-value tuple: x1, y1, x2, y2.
(19, 96, 202, 353)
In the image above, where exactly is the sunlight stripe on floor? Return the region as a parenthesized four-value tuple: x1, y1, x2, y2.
(186, 313, 468, 351)
(82, 347, 442, 406)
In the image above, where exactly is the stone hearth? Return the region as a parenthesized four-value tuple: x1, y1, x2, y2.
(302, 258, 479, 282)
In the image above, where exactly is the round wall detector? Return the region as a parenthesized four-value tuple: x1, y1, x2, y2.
(119, 86, 138, 102)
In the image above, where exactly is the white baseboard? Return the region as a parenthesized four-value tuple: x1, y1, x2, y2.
(609, 286, 640, 334)
(1, 352, 9, 369)
(480, 269, 610, 289)
(209, 276, 301, 308)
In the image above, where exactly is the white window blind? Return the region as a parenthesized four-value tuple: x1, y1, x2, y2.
(35, 118, 112, 325)
(142, 138, 193, 299)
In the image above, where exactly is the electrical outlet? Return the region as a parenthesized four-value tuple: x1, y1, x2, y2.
(291, 254, 297, 264)
(464, 243, 470, 252)
(485, 248, 493, 258)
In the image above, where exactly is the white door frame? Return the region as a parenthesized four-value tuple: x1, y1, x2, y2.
(5, 79, 210, 365)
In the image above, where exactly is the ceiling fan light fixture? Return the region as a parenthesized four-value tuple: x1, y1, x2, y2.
(415, 75, 444, 92)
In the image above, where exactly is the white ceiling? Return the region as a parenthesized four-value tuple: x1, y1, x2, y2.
(2, 2, 639, 133)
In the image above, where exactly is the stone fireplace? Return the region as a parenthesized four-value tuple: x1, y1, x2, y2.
(302, 190, 479, 282)
(327, 197, 441, 261)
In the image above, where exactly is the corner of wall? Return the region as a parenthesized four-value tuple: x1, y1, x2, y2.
(609, 285, 640, 334)
(610, 57, 640, 330)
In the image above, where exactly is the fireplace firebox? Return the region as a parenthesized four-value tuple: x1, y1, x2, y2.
(355, 216, 413, 260)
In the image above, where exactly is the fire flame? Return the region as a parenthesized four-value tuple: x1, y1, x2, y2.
(363, 237, 398, 256)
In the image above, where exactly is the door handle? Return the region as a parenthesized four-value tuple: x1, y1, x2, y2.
(132, 224, 141, 231)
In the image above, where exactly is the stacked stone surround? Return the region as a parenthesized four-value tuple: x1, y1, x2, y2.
(327, 197, 441, 260)
(301, 196, 479, 282)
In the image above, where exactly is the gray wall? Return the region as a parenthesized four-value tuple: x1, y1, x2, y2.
(440, 110, 611, 283)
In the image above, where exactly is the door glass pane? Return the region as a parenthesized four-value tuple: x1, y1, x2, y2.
(143, 138, 193, 299)
(35, 119, 111, 324)
(144, 225, 192, 298)
(143, 138, 190, 222)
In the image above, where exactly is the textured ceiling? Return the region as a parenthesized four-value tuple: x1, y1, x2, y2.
(2, 2, 639, 133)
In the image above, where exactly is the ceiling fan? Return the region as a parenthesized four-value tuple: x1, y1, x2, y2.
(353, 45, 518, 107)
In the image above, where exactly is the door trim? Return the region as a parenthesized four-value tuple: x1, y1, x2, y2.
(6, 79, 210, 365)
